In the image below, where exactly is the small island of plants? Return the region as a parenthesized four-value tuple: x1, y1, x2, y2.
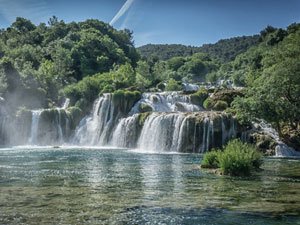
(201, 139, 263, 176)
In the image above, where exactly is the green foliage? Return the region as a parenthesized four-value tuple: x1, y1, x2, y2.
(112, 90, 141, 115)
(201, 139, 263, 176)
(138, 35, 259, 62)
(218, 140, 262, 176)
(214, 100, 228, 111)
(0, 17, 139, 110)
(190, 88, 209, 106)
(135, 61, 152, 89)
(165, 78, 182, 91)
(201, 150, 220, 169)
(232, 24, 300, 134)
(203, 98, 214, 109)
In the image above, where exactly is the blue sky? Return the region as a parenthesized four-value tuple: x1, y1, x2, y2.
(0, 0, 299, 46)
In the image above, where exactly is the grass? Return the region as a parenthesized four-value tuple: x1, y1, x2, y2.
(201, 139, 263, 176)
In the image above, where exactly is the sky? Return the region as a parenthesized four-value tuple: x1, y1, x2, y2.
(0, 0, 299, 47)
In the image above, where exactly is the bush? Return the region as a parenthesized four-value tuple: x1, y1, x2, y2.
(201, 139, 263, 176)
(214, 100, 228, 111)
(165, 78, 182, 91)
(201, 150, 220, 168)
(203, 98, 214, 109)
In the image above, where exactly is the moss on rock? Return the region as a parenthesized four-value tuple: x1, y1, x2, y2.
(190, 88, 209, 106)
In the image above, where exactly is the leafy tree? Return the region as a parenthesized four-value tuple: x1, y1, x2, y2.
(12, 17, 36, 33)
(232, 25, 300, 135)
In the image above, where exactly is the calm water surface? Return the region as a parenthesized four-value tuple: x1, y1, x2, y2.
(0, 147, 299, 224)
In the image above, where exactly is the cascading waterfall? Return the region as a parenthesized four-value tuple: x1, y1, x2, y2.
(9, 90, 240, 152)
(62, 98, 70, 109)
(29, 110, 42, 145)
(73, 94, 115, 145)
(137, 112, 237, 153)
(57, 110, 64, 143)
(138, 113, 181, 152)
(130, 92, 202, 114)
(110, 114, 141, 148)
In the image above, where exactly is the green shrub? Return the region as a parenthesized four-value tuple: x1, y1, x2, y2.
(190, 88, 209, 106)
(203, 98, 214, 109)
(214, 100, 228, 111)
(201, 139, 263, 176)
(218, 140, 262, 176)
(201, 150, 220, 168)
(165, 78, 182, 91)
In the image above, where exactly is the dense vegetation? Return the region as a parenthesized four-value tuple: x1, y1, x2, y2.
(229, 24, 300, 147)
(0, 17, 299, 149)
(0, 17, 139, 111)
(138, 35, 259, 62)
(201, 139, 263, 176)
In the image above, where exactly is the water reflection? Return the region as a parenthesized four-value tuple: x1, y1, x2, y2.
(0, 147, 299, 224)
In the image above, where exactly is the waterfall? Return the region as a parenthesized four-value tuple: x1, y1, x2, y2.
(62, 98, 70, 109)
(57, 110, 64, 144)
(200, 117, 211, 153)
(138, 113, 180, 152)
(27, 108, 71, 145)
(136, 112, 236, 153)
(73, 94, 115, 145)
(4, 90, 240, 152)
(29, 110, 42, 145)
(182, 83, 199, 92)
(110, 114, 140, 148)
(130, 92, 202, 114)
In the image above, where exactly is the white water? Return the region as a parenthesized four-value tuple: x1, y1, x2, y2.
(182, 83, 199, 92)
(110, 114, 140, 148)
(130, 92, 202, 114)
(62, 98, 70, 109)
(137, 112, 237, 153)
(73, 94, 115, 145)
(29, 110, 42, 145)
(22, 92, 240, 153)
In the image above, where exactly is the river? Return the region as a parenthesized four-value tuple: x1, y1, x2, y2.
(0, 147, 299, 224)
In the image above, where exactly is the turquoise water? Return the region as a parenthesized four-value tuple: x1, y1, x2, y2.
(0, 147, 299, 224)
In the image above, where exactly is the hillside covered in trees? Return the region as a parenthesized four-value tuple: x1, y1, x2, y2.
(138, 35, 259, 62)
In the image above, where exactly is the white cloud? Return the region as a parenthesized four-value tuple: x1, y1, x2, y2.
(110, 0, 135, 26)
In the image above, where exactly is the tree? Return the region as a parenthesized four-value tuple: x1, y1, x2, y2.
(232, 28, 300, 135)
(12, 17, 36, 32)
